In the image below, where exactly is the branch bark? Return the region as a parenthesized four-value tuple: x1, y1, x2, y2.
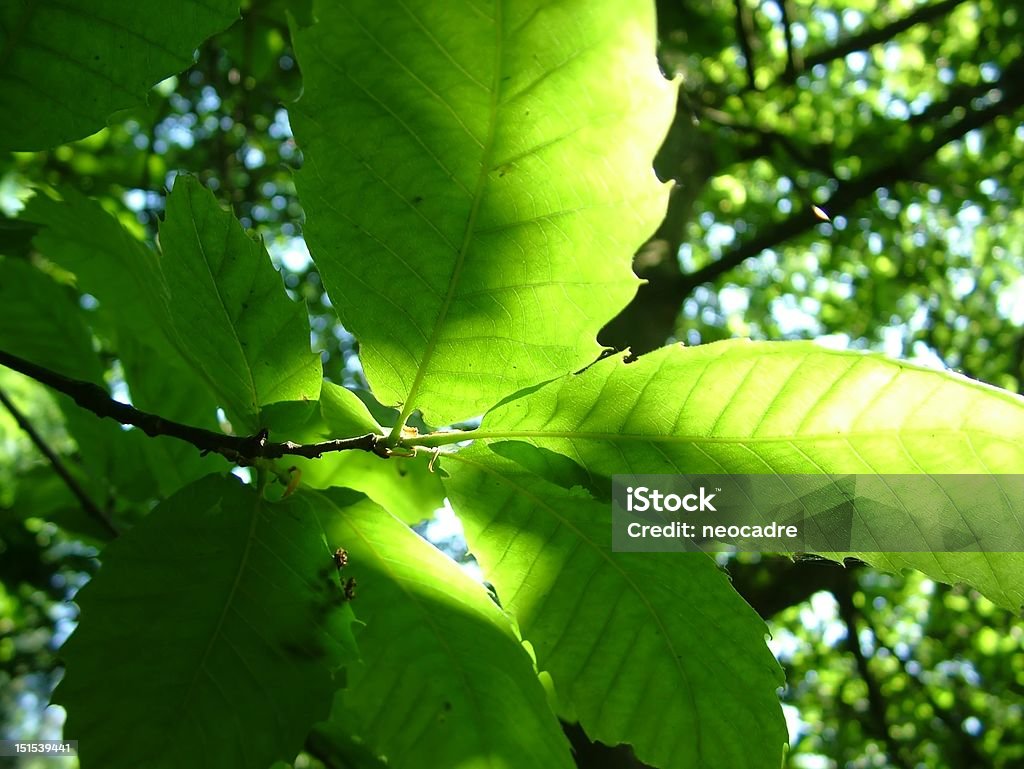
(797, 0, 968, 74)
(674, 60, 1024, 299)
(834, 581, 914, 769)
(0, 350, 387, 464)
(774, 0, 803, 79)
(0, 387, 119, 537)
(606, 33, 1024, 355)
(734, 0, 760, 89)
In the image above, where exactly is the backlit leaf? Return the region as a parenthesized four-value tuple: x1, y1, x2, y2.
(291, 0, 675, 425)
(27, 180, 322, 432)
(445, 443, 788, 769)
(473, 340, 1024, 609)
(157, 176, 322, 431)
(305, 489, 574, 769)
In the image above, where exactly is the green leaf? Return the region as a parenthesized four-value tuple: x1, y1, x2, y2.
(320, 380, 384, 438)
(0, 258, 103, 384)
(1, 460, 111, 542)
(117, 335, 229, 497)
(291, 0, 675, 425)
(27, 180, 322, 432)
(156, 176, 322, 431)
(0, 0, 238, 151)
(0, 213, 39, 257)
(305, 488, 574, 769)
(25, 189, 174, 351)
(444, 443, 787, 769)
(473, 340, 1024, 609)
(301, 452, 445, 526)
(0, 258, 147, 508)
(56, 474, 357, 769)
(0, 254, 225, 507)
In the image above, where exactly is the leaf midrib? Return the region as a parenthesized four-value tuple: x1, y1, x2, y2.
(391, 0, 506, 434)
(449, 449, 710, 763)
(163, 491, 262, 759)
(463, 426, 1019, 445)
(318, 494, 504, 765)
(183, 186, 261, 416)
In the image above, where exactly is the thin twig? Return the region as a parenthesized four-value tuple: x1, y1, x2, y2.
(775, 0, 803, 78)
(794, 0, 968, 76)
(675, 61, 1024, 296)
(835, 583, 914, 769)
(0, 387, 119, 537)
(733, 0, 759, 89)
(0, 350, 388, 464)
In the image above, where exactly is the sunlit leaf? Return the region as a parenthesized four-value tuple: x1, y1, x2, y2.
(473, 340, 1024, 609)
(285, 392, 443, 525)
(445, 443, 788, 769)
(320, 380, 384, 438)
(306, 489, 574, 769)
(291, 0, 675, 425)
(157, 176, 322, 431)
(27, 179, 322, 432)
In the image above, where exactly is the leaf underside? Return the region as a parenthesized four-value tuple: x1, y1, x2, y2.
(445, 444, 788, 769)
(56, 475, 358, 769)
(474, 340, 1024, 610)
(27, 179, 322, 433)
(0, 0, 238, 150)
(0, 258, 221, 510)
(307, 489, 574, 769)
(157, 177, 323, 430)
(291, 0, 675, 425)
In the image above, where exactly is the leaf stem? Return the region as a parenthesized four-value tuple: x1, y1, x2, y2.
(401, 430, 475, 449)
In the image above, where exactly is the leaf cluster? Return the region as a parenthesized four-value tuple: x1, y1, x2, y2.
(0, 3, 1022, 769)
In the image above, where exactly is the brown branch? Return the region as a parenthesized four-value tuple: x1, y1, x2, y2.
(303, 730, 345, 769)
(565, 721, 650, 769)
(734, 0, 759, 89)
(675, 61, 1024, 296)
(798, 0, 968, 74)
(0, 387, 119, 538)
(702, 107, 835, 176)
(0, 350, 388, 464)
(834, 582, 914, 769)
(304, 725, 390, 769)
(907, 78, 996, 129)
(868, 612, 993, 769)
(774, 0, 803, 79)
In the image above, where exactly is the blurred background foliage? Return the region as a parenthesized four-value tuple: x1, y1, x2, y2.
(1, 0, 1022, 767)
